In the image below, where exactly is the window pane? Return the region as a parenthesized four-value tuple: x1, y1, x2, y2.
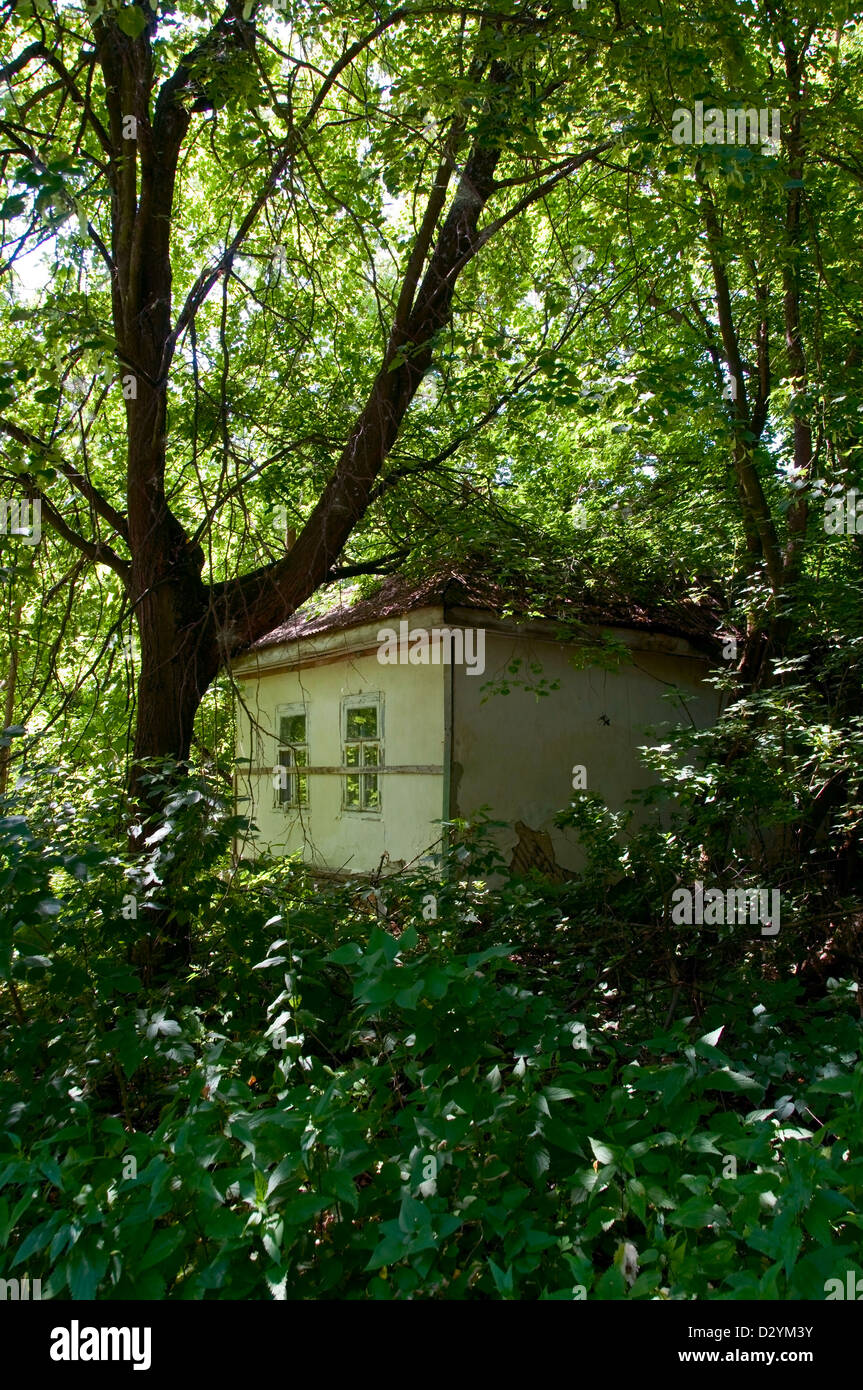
(362, 744, 379, 766)
(345, 774, 360, 807)
(279, 713, 306, 744)
(346, 706, 377, 739)
(362, 775, 380, 810)
(277, 743, 307, 809)
(344, 743, 360, 767)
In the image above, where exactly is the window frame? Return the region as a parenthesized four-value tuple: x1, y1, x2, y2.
(274, 702, 310, 811)
(341, 693, 384, 814)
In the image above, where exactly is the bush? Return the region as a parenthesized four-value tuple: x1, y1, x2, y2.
(0, 780, 862, 1299)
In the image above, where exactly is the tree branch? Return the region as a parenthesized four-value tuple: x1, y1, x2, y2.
(0, 416, 129, 542)
(697, 173, 784, 590)
(326, 549, 409, 581)
(10, 476, 130, 580)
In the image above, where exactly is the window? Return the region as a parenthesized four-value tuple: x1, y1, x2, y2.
(275, 707, 308, 809)
(342, 698, 382, 812)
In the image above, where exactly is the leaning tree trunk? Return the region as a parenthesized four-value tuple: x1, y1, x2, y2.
(128, 529, 217, 780)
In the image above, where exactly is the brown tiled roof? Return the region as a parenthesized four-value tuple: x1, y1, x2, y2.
(250, 568, 730, 654)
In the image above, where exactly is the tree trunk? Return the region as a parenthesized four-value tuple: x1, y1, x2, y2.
(131, 598, 218, 776)
(0, 595, 24, 799)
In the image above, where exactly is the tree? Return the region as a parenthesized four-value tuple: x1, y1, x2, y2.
(0, 0, 614, 806)
(4, 0, 863, 896)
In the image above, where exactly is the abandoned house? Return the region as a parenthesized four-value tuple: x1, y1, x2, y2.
(231, 570, 727, 877)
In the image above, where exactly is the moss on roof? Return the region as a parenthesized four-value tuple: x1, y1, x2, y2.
(250, 564, 730, 655)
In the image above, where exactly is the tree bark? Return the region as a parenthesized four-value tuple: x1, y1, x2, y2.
(0, 595, 24, 799)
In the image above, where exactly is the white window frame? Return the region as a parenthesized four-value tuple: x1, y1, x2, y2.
(341, 693, 383, 814)
(274, 702, 309, 811)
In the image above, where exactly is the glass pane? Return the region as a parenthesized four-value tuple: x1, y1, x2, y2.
(279, 774, 292, 806)
(346, 706, 377, 739)
(362, 744, 379, 767)
(344, 744, 360, 767)
(362, 775, 380, 810)
(294, 747, 307, 767)
(279, 713, 306, 745)
(344, 774, 360, 807)
(297, 775, 308, 805)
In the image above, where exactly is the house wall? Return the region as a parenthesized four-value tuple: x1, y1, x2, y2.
(233, 612, 447, 873)
(451, 626, 723, 873)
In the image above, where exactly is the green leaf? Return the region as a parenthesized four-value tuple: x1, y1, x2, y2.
(666, 1198, 727, 1230)
(116, 6, 148, 37)
(12, 1219, 56, 1266)
(0, 196, 27, 220)
(139, 1226, 184, 1272)
(281, 1193, 330, 1225)
(589, 1137, 615, 1164)
(544, 1086, 577, 1101)
(808, 1075, 854, 1095)
(327, 942, 362, 965)
(703, 1068, 763, 1097)
(38, 1157, 64, 1189)
(66, 1243, 108, 1300)
(488, 1259, 514, 1296)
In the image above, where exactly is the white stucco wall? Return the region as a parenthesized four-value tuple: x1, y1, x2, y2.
(232, 610, 447, 873)
(451, 624, 723, 873)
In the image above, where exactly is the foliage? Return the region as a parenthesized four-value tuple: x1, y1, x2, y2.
(0, 781, 860, 1300)
(0, 0, 862, 1305)
(2, 1, 863, 783)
